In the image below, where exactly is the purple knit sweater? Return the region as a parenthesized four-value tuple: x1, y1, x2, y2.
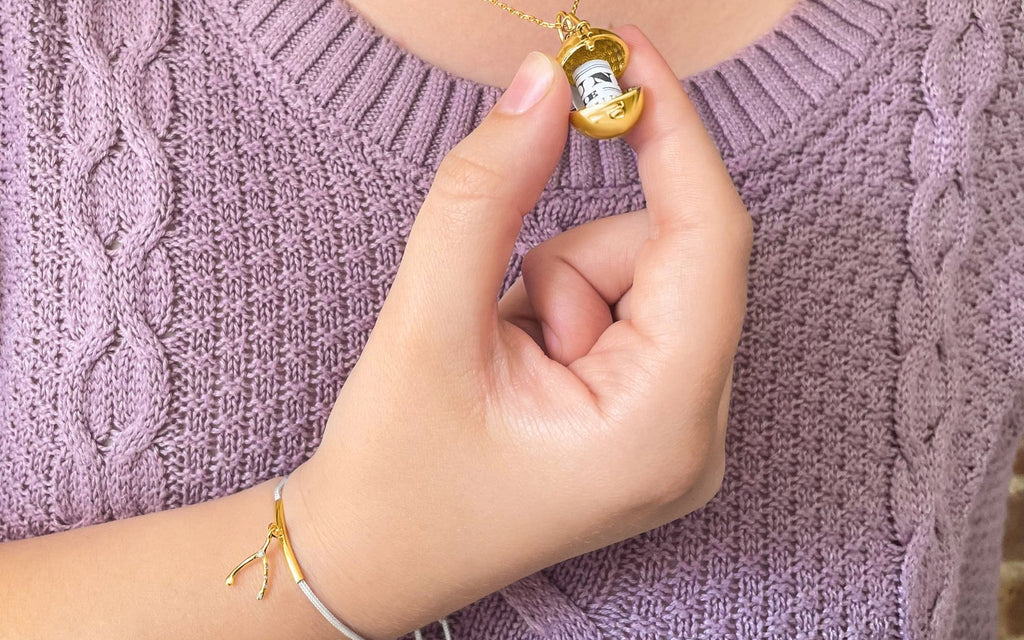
(2, 0, 1022, 637)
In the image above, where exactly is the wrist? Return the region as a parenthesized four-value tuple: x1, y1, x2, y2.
(281, 457, 384, 639)
(284, 455, 447, 640)
(283, 442, 546, 639)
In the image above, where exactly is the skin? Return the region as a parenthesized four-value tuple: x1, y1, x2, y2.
(0, 18, 754, 640)
(341, 0, 803, 86)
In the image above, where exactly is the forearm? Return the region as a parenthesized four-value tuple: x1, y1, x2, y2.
(0, 463, 349, 639)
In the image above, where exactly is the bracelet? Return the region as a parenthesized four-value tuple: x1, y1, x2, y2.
(225, 474, 453, 640)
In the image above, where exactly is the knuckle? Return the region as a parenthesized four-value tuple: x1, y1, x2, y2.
(733, 211, 754, 255)
(434, 148, 506, 204)
(723, 199, 754, 254)
(688, 445, 726, 507)
(645, 414, 725, 507)
(519, 244, 553, 280)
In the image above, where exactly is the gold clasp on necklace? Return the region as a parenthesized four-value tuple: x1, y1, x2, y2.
(555, 11, 590, 42)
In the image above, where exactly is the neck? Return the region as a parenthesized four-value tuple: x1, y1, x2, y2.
(340, 0, 803, 87)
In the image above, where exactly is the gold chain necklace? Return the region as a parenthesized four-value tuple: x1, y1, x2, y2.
(480, 0, 582, 30)
(479, 0, 644, 139)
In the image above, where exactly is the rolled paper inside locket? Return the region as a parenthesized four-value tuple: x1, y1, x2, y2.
(572, 58, 623, 109)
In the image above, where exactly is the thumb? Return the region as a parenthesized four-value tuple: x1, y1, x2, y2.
(382, 50, 571, 350)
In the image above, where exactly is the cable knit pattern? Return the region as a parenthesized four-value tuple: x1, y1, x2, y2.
(1, 0, 1022, 638)
(58, 0, 175, 526)
(890, 1, 1011, 638)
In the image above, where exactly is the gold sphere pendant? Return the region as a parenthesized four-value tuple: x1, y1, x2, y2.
(555, 11, 644, 140)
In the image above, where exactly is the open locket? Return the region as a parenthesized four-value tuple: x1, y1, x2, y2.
(555, 11, 644, 139)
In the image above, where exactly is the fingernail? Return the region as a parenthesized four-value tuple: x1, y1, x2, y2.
(496, 51, 555, 115)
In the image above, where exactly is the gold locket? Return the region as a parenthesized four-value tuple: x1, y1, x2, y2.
(554, 11, 644, 139)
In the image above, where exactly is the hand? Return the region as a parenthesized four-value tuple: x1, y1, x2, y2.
(287, 25, 753, 640)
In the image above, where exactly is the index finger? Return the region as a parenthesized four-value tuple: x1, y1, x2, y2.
(617, 24, 750, 241)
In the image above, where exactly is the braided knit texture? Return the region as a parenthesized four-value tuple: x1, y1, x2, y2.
(889, 1, 1020, 638)
(1, 0, 1022, 637)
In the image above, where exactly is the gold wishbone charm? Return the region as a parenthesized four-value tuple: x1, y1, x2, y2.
(225, 522, 283, 600)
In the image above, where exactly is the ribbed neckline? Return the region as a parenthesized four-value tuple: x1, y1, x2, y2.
(217, 0, 896, 186)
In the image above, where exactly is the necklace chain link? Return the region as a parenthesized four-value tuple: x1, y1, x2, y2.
(478, 0, 582, 30)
